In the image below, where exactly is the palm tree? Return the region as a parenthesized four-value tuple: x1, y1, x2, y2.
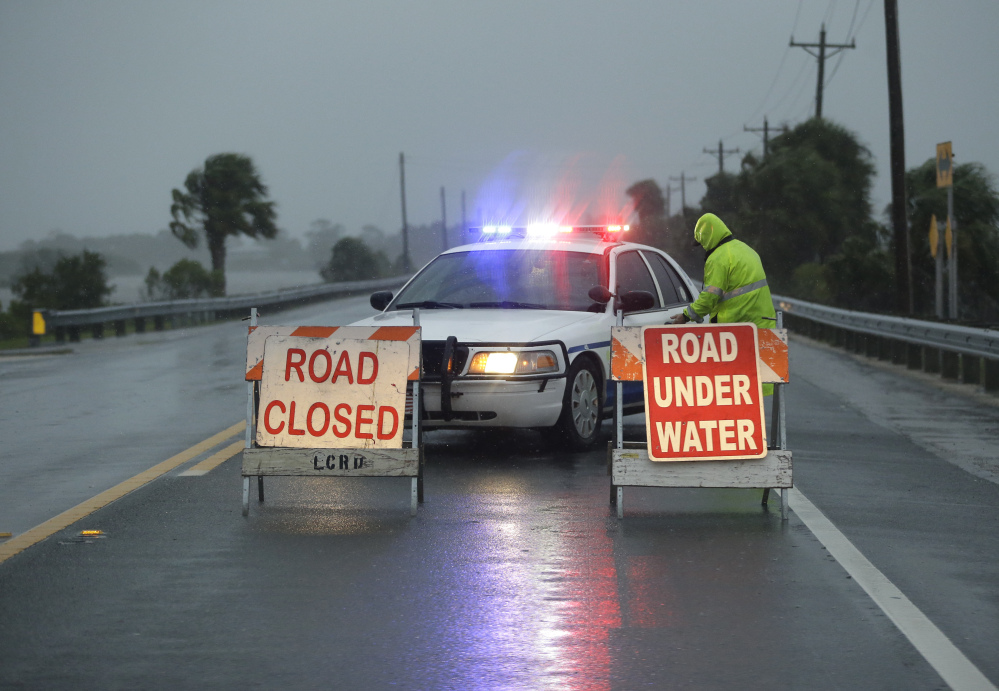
(169, 153, 278, 294)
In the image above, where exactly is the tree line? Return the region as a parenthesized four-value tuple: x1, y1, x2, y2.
(626, 118, 999, 322)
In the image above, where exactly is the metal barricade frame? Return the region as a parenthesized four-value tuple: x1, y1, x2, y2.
(609, 311, 792, 519)
(241, 308, 424, 517)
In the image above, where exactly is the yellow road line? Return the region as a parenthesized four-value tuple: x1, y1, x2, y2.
(178, 440, 244, 476)
(0, 420, 245, 565)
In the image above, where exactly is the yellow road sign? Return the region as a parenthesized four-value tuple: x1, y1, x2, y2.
(31, 310, 46, 336)
(936, 141, 953, 188)
(929, 214, 939, 258)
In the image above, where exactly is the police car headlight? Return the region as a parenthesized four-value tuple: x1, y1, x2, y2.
(468, 350, 559, 375)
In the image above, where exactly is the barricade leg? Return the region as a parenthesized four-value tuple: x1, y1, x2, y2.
(616, 487, 624, 519)
(257, 476, 264, 502)
(417, 449, 425, 503)
(761, 487, 771, 506)
(410, 478, 418, 517)
(781, 488, 789, 520)
(242, 477, 250, 516)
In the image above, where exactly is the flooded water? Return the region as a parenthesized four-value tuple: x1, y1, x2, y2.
(0, 269, 323, 308)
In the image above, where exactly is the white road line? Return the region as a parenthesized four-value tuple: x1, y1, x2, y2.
(790, 487, 997, 691)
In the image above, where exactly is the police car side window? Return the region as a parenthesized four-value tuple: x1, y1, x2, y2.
(615, 251, 661, 309)
(644, 252, 686, 305)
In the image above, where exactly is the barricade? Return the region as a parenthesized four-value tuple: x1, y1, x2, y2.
(609, 313, 791, 519)
(241, 309, 423, 516)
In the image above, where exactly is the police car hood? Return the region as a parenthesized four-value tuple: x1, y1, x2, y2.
(351, 308, 605, 343)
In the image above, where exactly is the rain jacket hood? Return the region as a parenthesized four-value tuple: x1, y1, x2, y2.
(693, 213, 733, 252)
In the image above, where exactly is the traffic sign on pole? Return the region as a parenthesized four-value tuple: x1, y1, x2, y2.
(936, 141, 953, 188)
(929, 214, 939, 259)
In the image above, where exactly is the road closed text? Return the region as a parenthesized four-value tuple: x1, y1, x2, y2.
(642, 324, 767, 461)
(257, 336, 410, 449)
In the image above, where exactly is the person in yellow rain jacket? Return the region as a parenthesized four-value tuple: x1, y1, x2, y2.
(671, 212, 776, 393)
(671, 212, 775, 327)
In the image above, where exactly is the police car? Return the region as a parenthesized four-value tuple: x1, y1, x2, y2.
(350, 225, 699, 449)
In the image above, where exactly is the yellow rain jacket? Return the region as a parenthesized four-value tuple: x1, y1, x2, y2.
(684, 213, 776, 395)
(684, 213, 776, 327)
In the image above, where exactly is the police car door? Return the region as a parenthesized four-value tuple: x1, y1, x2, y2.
(613, 249, 681, 327)
(641, 250, 693, 322)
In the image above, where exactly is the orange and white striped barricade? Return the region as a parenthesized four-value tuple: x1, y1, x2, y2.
(609, 313, 791, 519)
(241, 309, 423, 516)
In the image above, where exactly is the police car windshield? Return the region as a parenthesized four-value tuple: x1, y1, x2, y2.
(392, 249, 605, 312)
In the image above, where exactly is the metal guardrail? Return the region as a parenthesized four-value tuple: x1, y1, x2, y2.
(773, 294, 999, 360)
(42, 275, 410, 339)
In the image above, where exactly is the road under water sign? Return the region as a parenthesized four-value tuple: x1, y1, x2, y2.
(642, 324, 766, 461)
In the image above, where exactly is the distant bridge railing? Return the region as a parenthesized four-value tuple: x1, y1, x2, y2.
(41, 275, 410, 343)
(773, 294, 999, 391)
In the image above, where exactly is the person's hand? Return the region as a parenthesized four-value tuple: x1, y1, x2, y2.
(670, 312, 689, 324)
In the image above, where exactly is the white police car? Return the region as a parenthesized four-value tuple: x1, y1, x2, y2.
(351, 225, 698, 449)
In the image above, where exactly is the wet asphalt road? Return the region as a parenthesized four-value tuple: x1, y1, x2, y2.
(1, 295, 997, 689)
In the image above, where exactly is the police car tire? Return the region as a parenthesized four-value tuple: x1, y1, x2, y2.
(555, 357, 603, 450)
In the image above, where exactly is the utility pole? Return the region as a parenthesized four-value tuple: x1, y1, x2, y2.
(703, 140, 740, 174)
(744, 117, 772, 160)
(790, 23, 856, 119)
(461, 190, 466, 245)
(440, 186, 448, 252)
(884, 0, 912, 314)
(399, 153, 411, 273)
(668, 173, 697, 226)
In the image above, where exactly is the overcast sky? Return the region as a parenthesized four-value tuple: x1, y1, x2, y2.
(1, 1, 996, 252)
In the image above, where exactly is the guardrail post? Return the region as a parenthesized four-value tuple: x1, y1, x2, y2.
(154, 315, 165, 331)
(865, 334, 878, 358)
(923, 346, 941, 373)
(68, 325, 81, 342)
(941, 351, 960, 380)
(114, 320, 127, 337)
(961, 355, 982, 387)
(877, 337, 891, 361)
(92, 323, 104, 340)
(54, 326, 66, 343)
(891, 339, 906, 366)
(984, 359, 999, 392)
(906, 343, 921, 370)
(135, 317, 146, 333)
(853, 332, 866, 355)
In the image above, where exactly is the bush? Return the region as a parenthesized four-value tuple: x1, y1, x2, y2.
(788, 262, 834, 303)
(0, 301, 24, 340)
(320, 237, 390, 283)
(145, 259, 224, 300)
(11, 250, 113, 310)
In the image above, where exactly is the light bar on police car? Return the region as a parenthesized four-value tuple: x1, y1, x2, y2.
(472, 225, 630, 238)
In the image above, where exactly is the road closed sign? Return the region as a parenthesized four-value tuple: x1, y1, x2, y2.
(256, 335, 410, 449)
(642, 324, 766, 461)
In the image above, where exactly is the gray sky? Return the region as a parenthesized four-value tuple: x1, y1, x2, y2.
(1, 1, 997, 252)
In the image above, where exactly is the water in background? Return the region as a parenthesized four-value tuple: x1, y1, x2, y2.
(0, 269, 323, 309)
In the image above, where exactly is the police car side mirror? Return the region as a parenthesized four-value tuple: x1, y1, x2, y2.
(588, 286, 613, 304)
(370, 291, 393, 311)
(618, 290, 655, 313)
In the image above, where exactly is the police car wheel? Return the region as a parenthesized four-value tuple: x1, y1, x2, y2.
(555, 357, 602, 450)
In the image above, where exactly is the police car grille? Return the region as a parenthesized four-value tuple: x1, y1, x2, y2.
(421, 340, 469, 377)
